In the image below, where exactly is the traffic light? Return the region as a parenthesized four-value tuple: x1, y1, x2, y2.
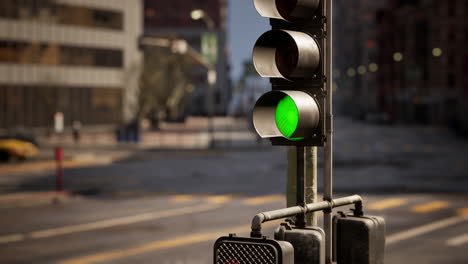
(214, 234, 294, 264)
(252, 0, 327, 146)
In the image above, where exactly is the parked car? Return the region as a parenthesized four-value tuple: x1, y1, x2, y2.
(0, 134, 39, 162)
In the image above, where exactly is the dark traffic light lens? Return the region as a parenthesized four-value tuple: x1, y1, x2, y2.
(276, 0, 297, 20)
(275, 38, 298, 78)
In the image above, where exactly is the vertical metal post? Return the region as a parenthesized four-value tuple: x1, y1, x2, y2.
(287, 147, 318, 227)
(207, 69, 216, 149)
(287, 147, 296, 208)
(324, 0, 334, 263)
(295, 146, 306, 228)
(306, 146, 318, 226)
(55, 146, 64, 191)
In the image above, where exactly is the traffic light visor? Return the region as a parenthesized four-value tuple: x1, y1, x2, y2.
(253, 30, 320, 79)
(253, 0, 320, 21)
(253, 90, 320, 139)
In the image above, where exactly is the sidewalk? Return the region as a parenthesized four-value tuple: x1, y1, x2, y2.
(39, 117, 258, 150)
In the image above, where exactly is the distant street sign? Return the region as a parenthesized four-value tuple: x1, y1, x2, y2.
(201, 32, 218, 65)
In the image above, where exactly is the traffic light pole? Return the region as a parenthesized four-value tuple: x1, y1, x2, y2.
(324, 0, 334, 263)
(295, 146, 306, 228)
(287, 147, 318, 227)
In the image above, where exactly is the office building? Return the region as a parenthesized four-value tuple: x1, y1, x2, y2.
(0, 0, 142, 131)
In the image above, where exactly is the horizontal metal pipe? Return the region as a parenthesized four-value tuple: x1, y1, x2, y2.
(332, 195, 362, 207)
(251, 195, 363, 236)
(305, 201, 332, 212)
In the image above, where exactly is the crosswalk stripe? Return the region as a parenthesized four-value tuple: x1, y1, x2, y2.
(243, 194, 285, 205)
(205, 195, 233, 204)
(0, 203, 221, 244)
(57, 220, 282, 264)
(387, 214, 468, 245)
(410, 201, 449, 213)
(446, 233, 468, 247)
(368, 198, 407, 211)
(169, 194, 196, 202)
(457, 208, 468, 216)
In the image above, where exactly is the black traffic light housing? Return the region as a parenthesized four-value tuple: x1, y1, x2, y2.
(252, 0, 328, 146)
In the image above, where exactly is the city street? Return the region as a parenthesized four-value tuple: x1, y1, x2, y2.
(2, 0, 468, 263)
(0, 117, 467, 263)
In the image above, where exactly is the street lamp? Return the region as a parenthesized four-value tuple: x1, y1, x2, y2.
(191, 9, 217, 148)
(190, 9, 215, 29)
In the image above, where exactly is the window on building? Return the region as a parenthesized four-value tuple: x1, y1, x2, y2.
(447, 73, 456, 89)
(448, 26, 456, 41)
(448, 0, 456, 17)
(0, 1, 123, 31)
(0, 40, 123, 68)
(448, 55, 456, 68)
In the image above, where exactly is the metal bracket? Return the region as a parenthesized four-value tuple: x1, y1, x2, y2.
(251, 195, 363, 237)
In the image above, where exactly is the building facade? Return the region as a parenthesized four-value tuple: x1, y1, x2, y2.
(333, 0, 386, 117)
(376, 0, 468, 132)
(335, 0, 468, 133)
(0, 0, 142, 131)
(144, 0, 230, 116)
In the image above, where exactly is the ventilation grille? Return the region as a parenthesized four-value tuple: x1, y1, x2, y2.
(215, 241, 278, 264)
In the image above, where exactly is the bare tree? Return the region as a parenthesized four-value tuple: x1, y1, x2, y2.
(137, 47, 194, 128)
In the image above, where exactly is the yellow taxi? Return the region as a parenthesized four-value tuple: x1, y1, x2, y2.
(0, 137, 39, 162)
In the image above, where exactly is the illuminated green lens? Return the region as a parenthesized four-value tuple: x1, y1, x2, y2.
(275, 96, 303, 140)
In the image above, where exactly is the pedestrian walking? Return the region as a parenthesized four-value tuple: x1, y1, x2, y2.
(72, 120, 82, 143)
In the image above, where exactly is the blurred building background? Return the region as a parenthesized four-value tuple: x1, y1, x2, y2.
(228, 61, 268, 117)
(143, 0, 230, 118)
(1, 0, 467, 137)
(334, 0, 468, 135)
(0, 0, 142, 133)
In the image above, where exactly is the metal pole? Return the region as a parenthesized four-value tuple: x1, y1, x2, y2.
(55, 146, 63, 191)
(295, 146, 306, 228)
(208, 79, 215, 148)
(324, 0, 334, 263)
(287, 146, 318, 227)
(306, 147, 318, 226)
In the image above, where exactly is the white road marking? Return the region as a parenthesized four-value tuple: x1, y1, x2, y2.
(0, 234, 26, 243)
(387, 214, 468, 245)
(446, 233, 468, 247)
(0, 203, 222, 244)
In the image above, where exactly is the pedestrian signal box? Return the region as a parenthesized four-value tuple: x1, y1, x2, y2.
(214, 235, 294, 264)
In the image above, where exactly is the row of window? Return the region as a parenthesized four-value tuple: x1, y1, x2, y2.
(0, 0, 123, 31)
(0, 40, 123, 68)
(0, 85, 122, 129)
(445, 0, 468, 17)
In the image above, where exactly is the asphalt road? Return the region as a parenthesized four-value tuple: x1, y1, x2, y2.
(1, 117, 467, 263)
(0, 193, 467, 264)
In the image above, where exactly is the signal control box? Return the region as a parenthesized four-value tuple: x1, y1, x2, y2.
(213, 234, 294, 264)
(274, 222, 325, 264)
(333, 211, 386, 264)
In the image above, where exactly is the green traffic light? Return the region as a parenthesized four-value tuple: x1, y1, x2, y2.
(275, 96, 303, 140)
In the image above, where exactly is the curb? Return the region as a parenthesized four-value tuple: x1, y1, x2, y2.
(0, 191, 76, 209)
(0, 155, 119, 176)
